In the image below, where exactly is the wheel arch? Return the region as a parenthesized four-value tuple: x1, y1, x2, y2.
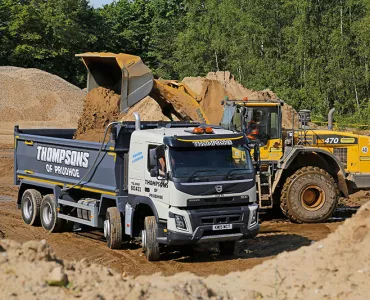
(99, 195, 119, 217)
(274, 148, 348, 197)
(17, 180, 57, 208)
(129, 196, 159, 238)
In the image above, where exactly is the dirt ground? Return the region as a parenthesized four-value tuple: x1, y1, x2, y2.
(0, 193, 343, 277)
(1, 203, 370, 299)
(0, 145, 365, 277)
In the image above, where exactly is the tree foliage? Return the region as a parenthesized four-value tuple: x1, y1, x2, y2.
(1, 0, 370, 122)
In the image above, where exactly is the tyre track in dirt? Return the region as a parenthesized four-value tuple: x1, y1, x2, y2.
(0, 197, 343, 277)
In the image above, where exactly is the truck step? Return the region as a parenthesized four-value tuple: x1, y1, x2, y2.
(58, 199, 101, 228)
(260, 199, 273, 208)
(260, 172, 271, 176)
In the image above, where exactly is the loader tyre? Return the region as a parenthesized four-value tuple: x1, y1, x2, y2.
(219, 241, 236, 255)
(104, 207, 122, 249)
(280, 167, 338, 223)
(40, 194, 64, 232)
(21, 189, 42, 226)
(142, 216, 160, 261)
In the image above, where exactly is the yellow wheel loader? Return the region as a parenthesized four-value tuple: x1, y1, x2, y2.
(220, 98, 370, 223)
(76, 52, 209, 123)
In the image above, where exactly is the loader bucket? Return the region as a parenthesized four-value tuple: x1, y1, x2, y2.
(76, 52, 154, 112)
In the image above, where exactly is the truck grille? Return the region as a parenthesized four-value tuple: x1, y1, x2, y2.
(203, 228, 241, 237)
(200, 214, 241, 225)
(187, 196, 236, 207)
(333, 148, 347, 168)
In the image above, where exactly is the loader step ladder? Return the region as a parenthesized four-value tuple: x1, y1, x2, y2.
(256, 166, 273, 209)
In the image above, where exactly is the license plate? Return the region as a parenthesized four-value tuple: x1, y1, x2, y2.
(212, 224, 233, 230)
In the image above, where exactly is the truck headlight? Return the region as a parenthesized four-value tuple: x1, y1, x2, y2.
(174, 214, 187, 230)
(251, 209, 258, 225)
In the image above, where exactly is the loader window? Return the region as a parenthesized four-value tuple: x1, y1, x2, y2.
(244, 106, 280, 144)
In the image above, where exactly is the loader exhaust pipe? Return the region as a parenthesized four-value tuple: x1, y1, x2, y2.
(134, 112, 141, 131)
(328, 108, 335, 130)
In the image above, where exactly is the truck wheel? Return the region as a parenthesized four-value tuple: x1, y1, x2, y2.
(142, 216, 160, 261)
(219, 241, 236, 255)
(21, 189, 42, 226)
(104, 207, 122, 249)
(40, 194, 64, 232)
(280, 167, 338, 223)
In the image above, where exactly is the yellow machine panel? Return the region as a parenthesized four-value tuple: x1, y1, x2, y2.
(220, 98, 370, 223)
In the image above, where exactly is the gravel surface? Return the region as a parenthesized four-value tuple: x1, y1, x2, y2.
(0, 66, 84, 124)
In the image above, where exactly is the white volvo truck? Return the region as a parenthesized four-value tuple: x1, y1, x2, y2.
(14, 115, 259, 261)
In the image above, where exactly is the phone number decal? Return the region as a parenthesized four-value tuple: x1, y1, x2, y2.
(193, 140, 233, 147)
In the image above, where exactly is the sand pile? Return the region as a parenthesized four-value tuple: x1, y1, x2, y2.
(183, 71, 297, 127)
(1, 203, 370, 299)
(73, 87, 174, 142)
(73, 87, 121, 141)
(0, 239, 220, 299)
(74, 71, 296, 142)
(0, 67, 85, 125)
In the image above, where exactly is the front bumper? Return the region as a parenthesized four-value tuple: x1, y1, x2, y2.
(163, 204, 259, 246)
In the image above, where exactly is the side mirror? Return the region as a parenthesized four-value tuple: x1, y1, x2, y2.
(150, 168, 159, 177)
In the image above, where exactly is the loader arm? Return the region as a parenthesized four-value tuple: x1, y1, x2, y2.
(151, 79, 209, 123)
(76, 52, 209, 124)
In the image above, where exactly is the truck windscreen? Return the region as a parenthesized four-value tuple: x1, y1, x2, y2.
(169, 145, 253, 181)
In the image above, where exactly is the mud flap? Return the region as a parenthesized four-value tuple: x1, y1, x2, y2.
(125, 203, 133, 236)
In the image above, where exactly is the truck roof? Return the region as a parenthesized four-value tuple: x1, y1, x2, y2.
(132, 126, 240, 144)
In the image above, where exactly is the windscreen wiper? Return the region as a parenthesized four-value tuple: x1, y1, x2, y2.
(188, 170, 215, 182)
(225, 168, 247, 179)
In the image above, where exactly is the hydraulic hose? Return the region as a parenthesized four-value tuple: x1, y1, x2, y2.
(60, 121, 122, 195)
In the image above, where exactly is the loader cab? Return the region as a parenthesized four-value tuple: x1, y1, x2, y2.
(221, 99, 284, 161)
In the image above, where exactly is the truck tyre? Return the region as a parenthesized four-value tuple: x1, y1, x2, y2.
(40, 194, 64, 232)
(142, 216, 160, 261)
(280, 166, 338, 223)
(21, 189, 42, 226)
(219, 241, 236, 255)
(104, 207, 122, 249)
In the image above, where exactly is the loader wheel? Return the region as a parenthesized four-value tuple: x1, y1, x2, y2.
(104, 207, 122, 249)
(219, 241, 236, 255)
(21, 189, 42, 226)
(280, 167, 338, 223)
(40, 194, 64, 232)
(142, 216, 160, 261)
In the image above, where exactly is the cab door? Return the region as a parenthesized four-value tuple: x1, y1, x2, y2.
(128, 142, 145, 196)
(143, 144, 170, 206)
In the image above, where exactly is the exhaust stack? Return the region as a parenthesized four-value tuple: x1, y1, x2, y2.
(133, 112, 141, 131)
(328, 108, 335, 130)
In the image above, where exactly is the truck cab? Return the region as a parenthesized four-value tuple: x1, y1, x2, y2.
(127, 125, 259, 250)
